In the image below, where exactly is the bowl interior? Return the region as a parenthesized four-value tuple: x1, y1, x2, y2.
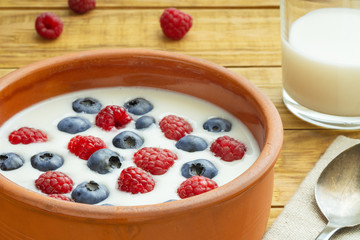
(0, 49, 282, 219)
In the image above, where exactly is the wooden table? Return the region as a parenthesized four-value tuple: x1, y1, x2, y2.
(1, 0, 359, 234)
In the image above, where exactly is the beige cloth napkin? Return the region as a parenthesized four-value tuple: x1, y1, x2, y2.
(263, 135, 360, 240)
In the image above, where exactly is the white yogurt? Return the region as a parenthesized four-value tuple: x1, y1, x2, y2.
(0, 87, 259, 206)
(282, 8, 360, 116)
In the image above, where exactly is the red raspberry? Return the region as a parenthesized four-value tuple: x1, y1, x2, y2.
(68, 0, 96, 14)
(9, 127, 47, 145)
(160, 8, 193, 40)
(210, 136, 247, 162)
(117, 167, 155, 194)
(35, 12, 63, 39)
(68, 135, 106, 160)
(35, 171, 73, 194)
(177, 176, 218, 199)
(159, 115, 193, 141)
(95, 105, 132, 131)
(133, 147, 178, 175)
(48, 194, 73, 202)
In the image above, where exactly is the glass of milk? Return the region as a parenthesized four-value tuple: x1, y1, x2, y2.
(281, 0, 360, 129)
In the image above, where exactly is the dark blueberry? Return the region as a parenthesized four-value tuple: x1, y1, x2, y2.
(71, 181, 109, 204)
(72, 97, 102, 114)
(181, 159, 218, 179)
(135, 116, 155, 129)
(0, 153, 24, 171)
(112, 131, 144, 149)
(57, 116, 91, 134)
(124, 98, 153, 115)
(87, 148, 123, 174)
(31, 152, 64, 171)
(175, 135, 208, 152)
(203, 117, 232, 132)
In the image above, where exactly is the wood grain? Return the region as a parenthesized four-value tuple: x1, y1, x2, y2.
(0, 9, 281, 68)
(268, 208, 282, 228)
(0, 0, 280, 8)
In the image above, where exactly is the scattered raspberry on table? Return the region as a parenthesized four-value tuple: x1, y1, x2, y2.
(117, 166, 155, 194)
(159, 115, 193, 141)
(210, 136, 247, 162)
(35, 171, 74, 194)
(160, 8, 193, 40)
(8, 127, 48, 145)
(133, 147, 178, 175)
(68, 135, 107, 160)
(35, 12, 63, 39)
(68, 0, 96, 14)
(177, 176, 218, 199)
(95, 105, 132, 131)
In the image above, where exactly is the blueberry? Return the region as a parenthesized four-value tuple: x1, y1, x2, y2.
(175, 135, 208, 152)
(31, 152, 64, 171)
(203, 118, 232, 132)
(0, 153, 24, 171)
(181, 159, 218, 179)
(124, 98, 153, 115)
(112, 131, 144, 149)
(72, 97, 102, 114)
(57, 116, 91, 134)
(87, 149, 123, 174)
(71, 181, 109, 204)
(135, 116, 155, 129)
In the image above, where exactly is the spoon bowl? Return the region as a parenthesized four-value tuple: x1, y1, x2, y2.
(315, 143, 360, 239)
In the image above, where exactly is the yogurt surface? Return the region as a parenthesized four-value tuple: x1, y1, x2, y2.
(0, 87, 259, 206)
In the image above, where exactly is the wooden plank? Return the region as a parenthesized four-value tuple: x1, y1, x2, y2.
(0, 9, 281, 68)
(0, 0, 280, 8)
(0, 69, 15, 77)
(268, 208, 282, 229)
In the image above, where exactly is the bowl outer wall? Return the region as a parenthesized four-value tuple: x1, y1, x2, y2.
(0, 49, 283, 239)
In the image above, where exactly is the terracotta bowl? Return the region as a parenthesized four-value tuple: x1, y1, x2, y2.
(0, 49, 283, 240)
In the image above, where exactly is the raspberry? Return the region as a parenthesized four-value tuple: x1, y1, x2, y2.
(159, 115, 193, 141)
(35, 12, 63, 39)
(9, 127, 47, 145)
(210, 136, 247, 162)
(35, 171, 74, 194)
(133, 147, 178, 175)
(68, 0, 96, 14)
(48, 194, 73, 202)
(95, 105, 132, 131)
(68, 135, 106, 160)
(160, 8, 193, 40)
(177, 176, 218, 199)
(117, 167, 155, 194)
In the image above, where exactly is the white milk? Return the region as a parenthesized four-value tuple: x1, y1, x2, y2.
(282, 8, 360, 116)
(0, 87, 259, 206)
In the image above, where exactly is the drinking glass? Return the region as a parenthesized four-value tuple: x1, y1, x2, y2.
(281, 0, 360, 129)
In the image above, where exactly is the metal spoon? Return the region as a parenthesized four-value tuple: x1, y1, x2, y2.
(315, 143, 360, 240)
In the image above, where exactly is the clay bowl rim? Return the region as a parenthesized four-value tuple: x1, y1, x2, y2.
(0, 48, 283, 221)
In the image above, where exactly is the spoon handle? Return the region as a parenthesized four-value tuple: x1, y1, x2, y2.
(315, 222, 341, 240)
